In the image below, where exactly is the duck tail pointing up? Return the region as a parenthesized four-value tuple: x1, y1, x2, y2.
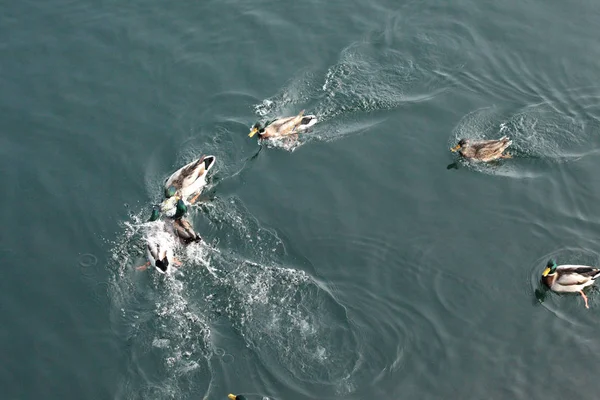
(300, 115, 318, 129)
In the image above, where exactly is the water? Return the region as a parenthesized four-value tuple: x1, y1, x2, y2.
(3, 0, 600, 398)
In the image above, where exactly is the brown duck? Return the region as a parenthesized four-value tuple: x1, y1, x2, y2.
(248, 110, 318, 139)
(450, 136, 512, 162)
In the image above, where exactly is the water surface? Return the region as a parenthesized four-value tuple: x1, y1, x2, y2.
(3, 0, 600, 398)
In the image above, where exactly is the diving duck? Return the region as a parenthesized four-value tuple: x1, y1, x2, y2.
(450, 136, 512, 162)
(248, 110, 317, 139)
(169, 218, 202, 244)
(163, 155, 216, 204)
(228, 395, 246, 400)
(136, 237, 181, 275)
(541, 259, 600, 309)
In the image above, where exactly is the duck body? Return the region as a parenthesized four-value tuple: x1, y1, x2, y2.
(164, 155, 216, 201)
(145, 237, 177, 275)
(542, 264, 600, 293)
(160, 155, 216, 216)
(249, 110, 317, 139)
(451, 136, 512, 162)
(542, 259, 600, 308)
(169, 218, 202, 244)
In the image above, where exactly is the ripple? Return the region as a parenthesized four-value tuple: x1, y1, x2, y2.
(199, 196, 287, 264)
(302, 233, 452, 393)
(449, 103, 592, 177)
(227, 259, 360, 391)
(171, 198, 361, 395)
(78, 253, 98, 268)
(222, 354, 234, 364)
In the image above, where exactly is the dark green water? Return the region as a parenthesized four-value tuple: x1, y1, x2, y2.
(4, 0, 600, 398)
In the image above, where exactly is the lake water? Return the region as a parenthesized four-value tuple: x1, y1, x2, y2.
(3, 0, 600, 398)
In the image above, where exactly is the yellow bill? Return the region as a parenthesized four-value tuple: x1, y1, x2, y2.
(542, 267, 551, 277)
(450, 144, 461, 152)
(228, 395, 236, 400)
(248, 127, 258, 137)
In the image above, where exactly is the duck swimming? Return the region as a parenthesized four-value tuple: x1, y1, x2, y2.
(163, 155, 216, 202)
(137, 236, 181, 275)
(158, 155, 216, 217)
(450, 136, 512, 162)
(169, 218, 202, 244)
(248, 110, 317, 139)
(541, 259, 600, 309)
(159, 196, 189, 219)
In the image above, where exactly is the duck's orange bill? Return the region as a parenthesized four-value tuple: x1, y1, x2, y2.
(450, 144, 461, 152)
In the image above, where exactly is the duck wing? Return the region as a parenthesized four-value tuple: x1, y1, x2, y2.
(472, 137, 512, 157)
(265, 111, 307, 136)
(165, 157, 207, 190)
(173, 219, 202, 243)
(555, 266, 600, 285)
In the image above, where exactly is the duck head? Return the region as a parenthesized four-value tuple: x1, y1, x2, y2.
(248, 122, 265, 138)
(160, 196, 188, 218)
(541, 259, 558, 288)
(173, 198, 188, 219)
(542, 259, 558, 277)
(165, 185, 178, 198)
(148, 205, 161, 222)
(450, 139, 468, 152)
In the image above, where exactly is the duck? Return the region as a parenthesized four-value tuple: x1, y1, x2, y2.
(169, 218, 202, 244)
(163, 155, 216, 206)
(228, 395, 246, 400)
(136, 237, 181, 275)
(450, 136, 512, 162)
(248, 110, 317, 139)
(541, 259, 600, 309)
(159, 196, 189, 219)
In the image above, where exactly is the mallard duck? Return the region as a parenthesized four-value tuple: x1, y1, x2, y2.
(450, 136, 512, 162)
(170, 218, 202, 244)
(228, 395, 246, 400)
(136, 238, 181, 275)
(248, 110, 317, 139)
(160, 196, 189, 219)
(163, 155, 216, 204)
(541, 259, 600, 309)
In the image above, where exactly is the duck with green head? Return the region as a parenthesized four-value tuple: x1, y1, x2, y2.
(136, 235, 182, 275)
(151, 196, 188, 220)
(249, 110, 318, 139)
(541, 258, 600, 309)
(164, 195, 188, 218)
